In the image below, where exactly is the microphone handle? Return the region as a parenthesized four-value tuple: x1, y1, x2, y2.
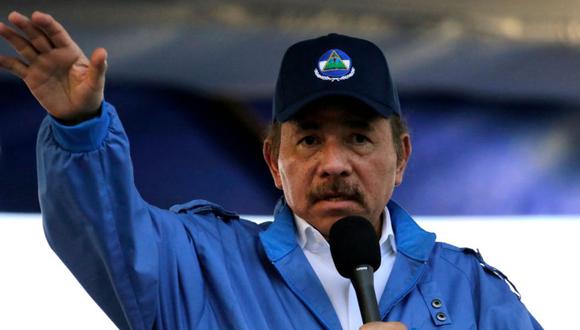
(352, 265, 381, 323)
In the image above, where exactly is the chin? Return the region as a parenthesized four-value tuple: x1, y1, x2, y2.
(309, 204, 368, 233)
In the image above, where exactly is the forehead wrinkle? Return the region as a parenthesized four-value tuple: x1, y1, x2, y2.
(344, 118, 373, 130)
(291, 113, 376, 132)
(293, 119, 321, 131)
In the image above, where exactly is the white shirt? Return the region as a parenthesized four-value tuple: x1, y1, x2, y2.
(294, 209, 397, 330)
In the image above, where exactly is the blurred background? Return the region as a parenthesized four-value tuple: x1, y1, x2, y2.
(1, 0, 579, 215)
(1, 1, 579, 329)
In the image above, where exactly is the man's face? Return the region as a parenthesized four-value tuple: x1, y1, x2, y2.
(264, 99, 411, 236)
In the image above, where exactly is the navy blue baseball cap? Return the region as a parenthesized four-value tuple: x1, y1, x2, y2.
(273, 33, 401, 122)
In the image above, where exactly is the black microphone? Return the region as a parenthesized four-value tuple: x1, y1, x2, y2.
(329, 216, 381, 323)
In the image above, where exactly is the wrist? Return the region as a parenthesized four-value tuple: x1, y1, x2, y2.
(49, 101, 111, 152)
(53, 106, 102, 126)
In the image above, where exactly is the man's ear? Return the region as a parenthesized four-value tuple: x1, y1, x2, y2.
(395, 133, 412, 186)
(263, 139, 283, 190)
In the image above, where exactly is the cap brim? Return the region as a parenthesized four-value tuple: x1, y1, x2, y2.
(275, 90, 399, 122)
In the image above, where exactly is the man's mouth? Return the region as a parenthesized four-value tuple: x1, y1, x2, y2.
(325, 196, 347, 201)
(319, 194, 355, 202)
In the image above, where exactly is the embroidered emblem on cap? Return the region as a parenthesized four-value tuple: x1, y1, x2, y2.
(314, 49, 355, 81)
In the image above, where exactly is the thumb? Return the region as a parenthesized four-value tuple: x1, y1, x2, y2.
(87, 47, 107, 91)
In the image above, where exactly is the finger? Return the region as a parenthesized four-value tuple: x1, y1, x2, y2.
(0, 55, 28, 79)
(0, 22, 38, 62)
(30, 11, 74, 49)
(360, 322, 407, 330)
(8, 11, 53, 53)
(87, 48, 107, 90)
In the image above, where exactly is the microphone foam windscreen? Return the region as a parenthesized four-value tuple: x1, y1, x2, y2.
(329, 216, 381, 278)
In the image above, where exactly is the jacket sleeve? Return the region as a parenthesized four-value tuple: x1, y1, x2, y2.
(36, 101, 205, 329)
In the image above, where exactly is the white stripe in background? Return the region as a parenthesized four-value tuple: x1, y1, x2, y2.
(0, 213, 578, 329)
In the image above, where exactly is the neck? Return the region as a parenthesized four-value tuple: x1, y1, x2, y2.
(373, 212, 384, 237)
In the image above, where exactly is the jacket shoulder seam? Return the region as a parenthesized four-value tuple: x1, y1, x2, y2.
(437, 245, 476, 303)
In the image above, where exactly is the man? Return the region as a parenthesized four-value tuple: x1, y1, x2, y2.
(0, 11, 542, 330)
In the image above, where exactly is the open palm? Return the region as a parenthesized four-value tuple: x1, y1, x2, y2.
(0, 11, 107, 124)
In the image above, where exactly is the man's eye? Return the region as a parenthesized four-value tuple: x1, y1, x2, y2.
(352, 134, 370, 144)
(299, 136, 318, 146)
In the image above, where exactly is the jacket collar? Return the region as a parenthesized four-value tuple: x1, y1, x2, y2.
(259, 198, 341, 329)
(259, 198, 437, 325)
(387, 201, 436, 262)
(259, 198, 435, 263)
(259, 198, 298, 261)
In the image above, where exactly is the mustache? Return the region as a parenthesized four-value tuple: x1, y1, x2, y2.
(307, 180, 364, 205)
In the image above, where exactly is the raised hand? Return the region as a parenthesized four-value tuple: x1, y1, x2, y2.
(0, 11, 107, 124)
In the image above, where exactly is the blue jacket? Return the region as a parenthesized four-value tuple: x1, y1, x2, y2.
(37, 102, 542, 329)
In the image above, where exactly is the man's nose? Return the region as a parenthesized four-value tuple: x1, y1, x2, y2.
(318, 143, 352, 178)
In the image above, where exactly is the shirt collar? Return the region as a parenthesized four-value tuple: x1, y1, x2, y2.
(294, 208, 397, 256)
